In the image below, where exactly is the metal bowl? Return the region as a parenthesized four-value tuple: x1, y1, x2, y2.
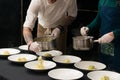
(73, 36, 94, 50)
(34, 35, 56, 50)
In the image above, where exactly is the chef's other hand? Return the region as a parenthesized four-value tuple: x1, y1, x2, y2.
(80, 27, 89, 36)
(51, 28, 61, 39)
(29, 42, 42, 53)
(97, 32, 114, 43)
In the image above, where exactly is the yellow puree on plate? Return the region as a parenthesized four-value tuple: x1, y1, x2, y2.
(2, 51, 10, 55)
(100, 75, 110, 80)
(87, 65, 96, 70)
(17, 57, 27, 62)
(63, 59, 70, 63)
(36, 56, 44, 69)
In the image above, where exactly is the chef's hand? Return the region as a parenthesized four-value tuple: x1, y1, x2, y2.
(29, 42, 42, 53)
(97, 32, 114, 43)
(51, 28, 61, 39)
(80, 26, 89, 36)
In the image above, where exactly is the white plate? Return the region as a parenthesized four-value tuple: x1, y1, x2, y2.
(48, 68, 83, 80)
(74, 61, 106, 71)
(52, 55, 81, 64)
(8, 54, 37, 63)
(18, 45, 28, 50)
(0, 48, 20, 56)
(24, 60, 56, 71)
(87, 70, 120, 80)
(37, 50, 63, 57)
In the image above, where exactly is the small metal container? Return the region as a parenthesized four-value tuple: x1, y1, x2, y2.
(34, 35, 56, 51)
(73, 36, 94, 50)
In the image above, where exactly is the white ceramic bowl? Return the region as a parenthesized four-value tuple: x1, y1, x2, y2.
(74, 61, 106, 71)
(37, 50, 63, 57)
(52, 55, 81, 64)
(8, 54, 37, 63)
(0, 48, 20, 56)
(87, 70, 120, 80)
(18, 45, 28, 50)
(24, 60, 56, 71)
(48, 68, 83, 80)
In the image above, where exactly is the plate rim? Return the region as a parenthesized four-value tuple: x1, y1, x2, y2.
(74, 60, 106, 71)
(37, 50, 63, 57)
(52, 55, 81, 64)
(0, 48, 20, 56)
(24, 60, 57, 71)
(87, 70, 120, 80)
(48, 68, 84, 80)
(18, 45, 28, 50)
(8, 53, 37, 63)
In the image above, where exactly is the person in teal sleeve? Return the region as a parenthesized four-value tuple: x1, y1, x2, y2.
(80, 0, 120, 72)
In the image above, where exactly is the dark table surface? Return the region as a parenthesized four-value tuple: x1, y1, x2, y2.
(0, 49, 54, 80)
(0, 48, 104, 80)
(0, 58, 91, 80)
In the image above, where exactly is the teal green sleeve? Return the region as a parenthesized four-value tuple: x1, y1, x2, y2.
(113, 29, 120, 38)
(87, 0, 120, 39)
(86, 0, 101, 33)
(87, 12, 101, 32)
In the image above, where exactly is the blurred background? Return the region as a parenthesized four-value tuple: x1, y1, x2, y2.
(0, 0, 99, 60)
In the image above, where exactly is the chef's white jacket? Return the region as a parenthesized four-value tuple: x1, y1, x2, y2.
(23, 0, 77, 30)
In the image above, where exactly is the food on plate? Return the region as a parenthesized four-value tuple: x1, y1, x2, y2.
(63, 59, 70, 63)
(87, 65, 96, 70)
(38, 56, 43, 61)
(43, 53, 52, 57)
(100, 75, 110, 80)
(36, 56, 44, 69)
(2, 51, 10, 55)
(36, 63, 44, 69)
(17, 57, 27, 62)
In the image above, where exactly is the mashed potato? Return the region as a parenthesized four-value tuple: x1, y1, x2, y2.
(63, 59, 70, 63)
(100, 75, 110, 80)
(36, 56, 44, 69)
(2, 51, 10, 55)
(17, 57, 27, 62)
(36, 63, 44, 69)
(87, 65, 96, 70)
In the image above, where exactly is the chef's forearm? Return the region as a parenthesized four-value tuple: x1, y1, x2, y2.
(23, 27, 33, 45)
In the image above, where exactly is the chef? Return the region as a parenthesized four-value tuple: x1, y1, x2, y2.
(80, 0, 120, 72)
(23, 0, 77, 53)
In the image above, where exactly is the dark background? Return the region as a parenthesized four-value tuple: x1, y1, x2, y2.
(0, 0, 21, 47)
(0, 0, 99, 59)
